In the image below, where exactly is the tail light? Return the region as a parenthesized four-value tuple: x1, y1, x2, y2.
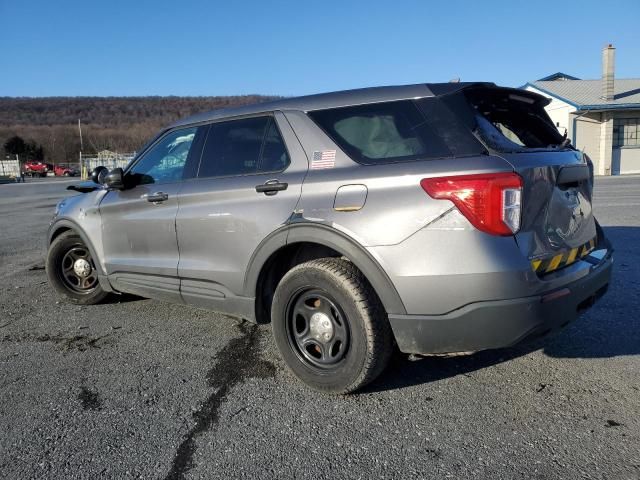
(421, 172, 523, 236)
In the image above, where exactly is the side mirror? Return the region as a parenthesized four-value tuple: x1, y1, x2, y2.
(104, 168, 125, 190)
(90, 166, 109, 184)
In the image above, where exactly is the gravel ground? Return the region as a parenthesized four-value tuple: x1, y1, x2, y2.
(0, 176, 638, 479)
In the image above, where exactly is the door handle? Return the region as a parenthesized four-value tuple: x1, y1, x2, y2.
(255, 180, 288, 196)
(141, 191, 169, 203)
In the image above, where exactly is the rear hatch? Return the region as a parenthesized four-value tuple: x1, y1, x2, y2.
(443, 85, 597, 274)
(500, 150, 596, 274)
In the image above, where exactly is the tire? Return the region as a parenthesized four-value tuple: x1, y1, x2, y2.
(271, 258, 393, 394)
(63, 172, 70, 177)
(46, 231, 109, 305)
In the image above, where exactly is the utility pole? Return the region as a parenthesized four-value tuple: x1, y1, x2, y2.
(78, 119, 84, 151)
(78, 119, 84, 178)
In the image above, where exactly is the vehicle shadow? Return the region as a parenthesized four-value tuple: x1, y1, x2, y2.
(102, 293, 144, 304)
(364, 226, 639, 394)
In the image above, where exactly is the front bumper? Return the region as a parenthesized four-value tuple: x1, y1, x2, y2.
(388, 248, 613, 354)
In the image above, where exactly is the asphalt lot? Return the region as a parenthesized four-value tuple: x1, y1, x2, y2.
(0, 175, 638, 479)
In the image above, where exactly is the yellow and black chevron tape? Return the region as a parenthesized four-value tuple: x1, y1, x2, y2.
(531, 238, 596, 274)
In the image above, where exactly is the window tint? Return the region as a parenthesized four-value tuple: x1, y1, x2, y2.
(128, 127, 197, 185)
(260, 119, 290, 172)
(197, 116, 289, 178)
(308, 101, 454, 164)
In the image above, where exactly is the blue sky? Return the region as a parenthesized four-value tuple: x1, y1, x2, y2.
(1, 0, 638, 97)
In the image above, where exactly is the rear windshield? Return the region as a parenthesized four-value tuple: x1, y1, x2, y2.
(462, 88, 567, 152)
(308, 100, 484, 165)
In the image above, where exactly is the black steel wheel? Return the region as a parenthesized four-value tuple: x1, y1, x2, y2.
(59, 246, 98, 293)
(46, 231, 109, 305)
(287, 289, 350, 369)
(272, 258, 393, 394)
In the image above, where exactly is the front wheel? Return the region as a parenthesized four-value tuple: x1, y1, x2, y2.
(271, 258, 393, 394)
(46, 231, 109, 305)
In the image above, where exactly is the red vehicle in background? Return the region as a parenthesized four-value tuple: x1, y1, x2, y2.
(23, 161, 78, 177)
(23, 161, 53, 177)
(53, 164, 79, 176)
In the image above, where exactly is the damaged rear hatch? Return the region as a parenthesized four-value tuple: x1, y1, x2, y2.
(437, 84, 598, 275)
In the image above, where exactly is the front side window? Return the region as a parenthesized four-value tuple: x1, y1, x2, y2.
(197, 116, 290, 178)
(128, 127, 197, 185)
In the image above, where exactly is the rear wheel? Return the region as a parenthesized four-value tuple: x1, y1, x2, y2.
(271, 258, 393, 394)
(46, 231, 109, 305)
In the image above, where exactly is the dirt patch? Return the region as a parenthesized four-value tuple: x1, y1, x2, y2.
(78, 385, 102, 410)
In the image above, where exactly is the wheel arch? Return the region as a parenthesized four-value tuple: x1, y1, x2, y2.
(48, 219, 106, 276)
(244, 223, 406, 324)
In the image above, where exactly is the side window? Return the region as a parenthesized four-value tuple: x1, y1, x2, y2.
(309, 101, 454, 164)
(197, 116, 290, 178)
(128, 127, 198, 185)
(260, 119, 290, 172)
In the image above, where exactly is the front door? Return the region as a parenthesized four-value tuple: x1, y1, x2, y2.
(99, 126, 201, 302)
(176, 113, 307, 311)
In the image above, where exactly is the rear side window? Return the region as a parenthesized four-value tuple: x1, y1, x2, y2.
(309, 100, 487, 165)
(197, 116, 290, 178)
(309, 101, 454, 164)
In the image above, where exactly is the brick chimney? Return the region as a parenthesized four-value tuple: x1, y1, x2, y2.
(602, 44, 615, 101)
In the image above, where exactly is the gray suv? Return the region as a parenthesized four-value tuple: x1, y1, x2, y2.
(46, 83, 613, 393)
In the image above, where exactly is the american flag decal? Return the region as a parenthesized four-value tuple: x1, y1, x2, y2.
(311, 150, 336, 169)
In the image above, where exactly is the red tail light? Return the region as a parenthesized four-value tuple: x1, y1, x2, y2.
(420, 172, 523, 236)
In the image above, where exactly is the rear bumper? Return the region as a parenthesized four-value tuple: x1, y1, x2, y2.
(388, 249, 613, 354)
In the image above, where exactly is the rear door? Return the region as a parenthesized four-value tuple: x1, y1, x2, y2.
(175, 112, 307, 308)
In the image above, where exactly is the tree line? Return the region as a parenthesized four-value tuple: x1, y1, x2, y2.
(0, 95, 278, 165)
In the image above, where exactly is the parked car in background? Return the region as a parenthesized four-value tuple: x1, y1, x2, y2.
(46, 82, 613, 394)
(54, 164, 78, 177)
(23, 161, 53, 177)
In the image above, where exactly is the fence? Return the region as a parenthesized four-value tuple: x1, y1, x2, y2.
(0, 159, 21, 179)
(80, 152, 136, 179)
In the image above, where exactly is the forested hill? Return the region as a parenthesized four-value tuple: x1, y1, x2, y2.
(0, 95, 279, 164)
(0, 96, 278, 126)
